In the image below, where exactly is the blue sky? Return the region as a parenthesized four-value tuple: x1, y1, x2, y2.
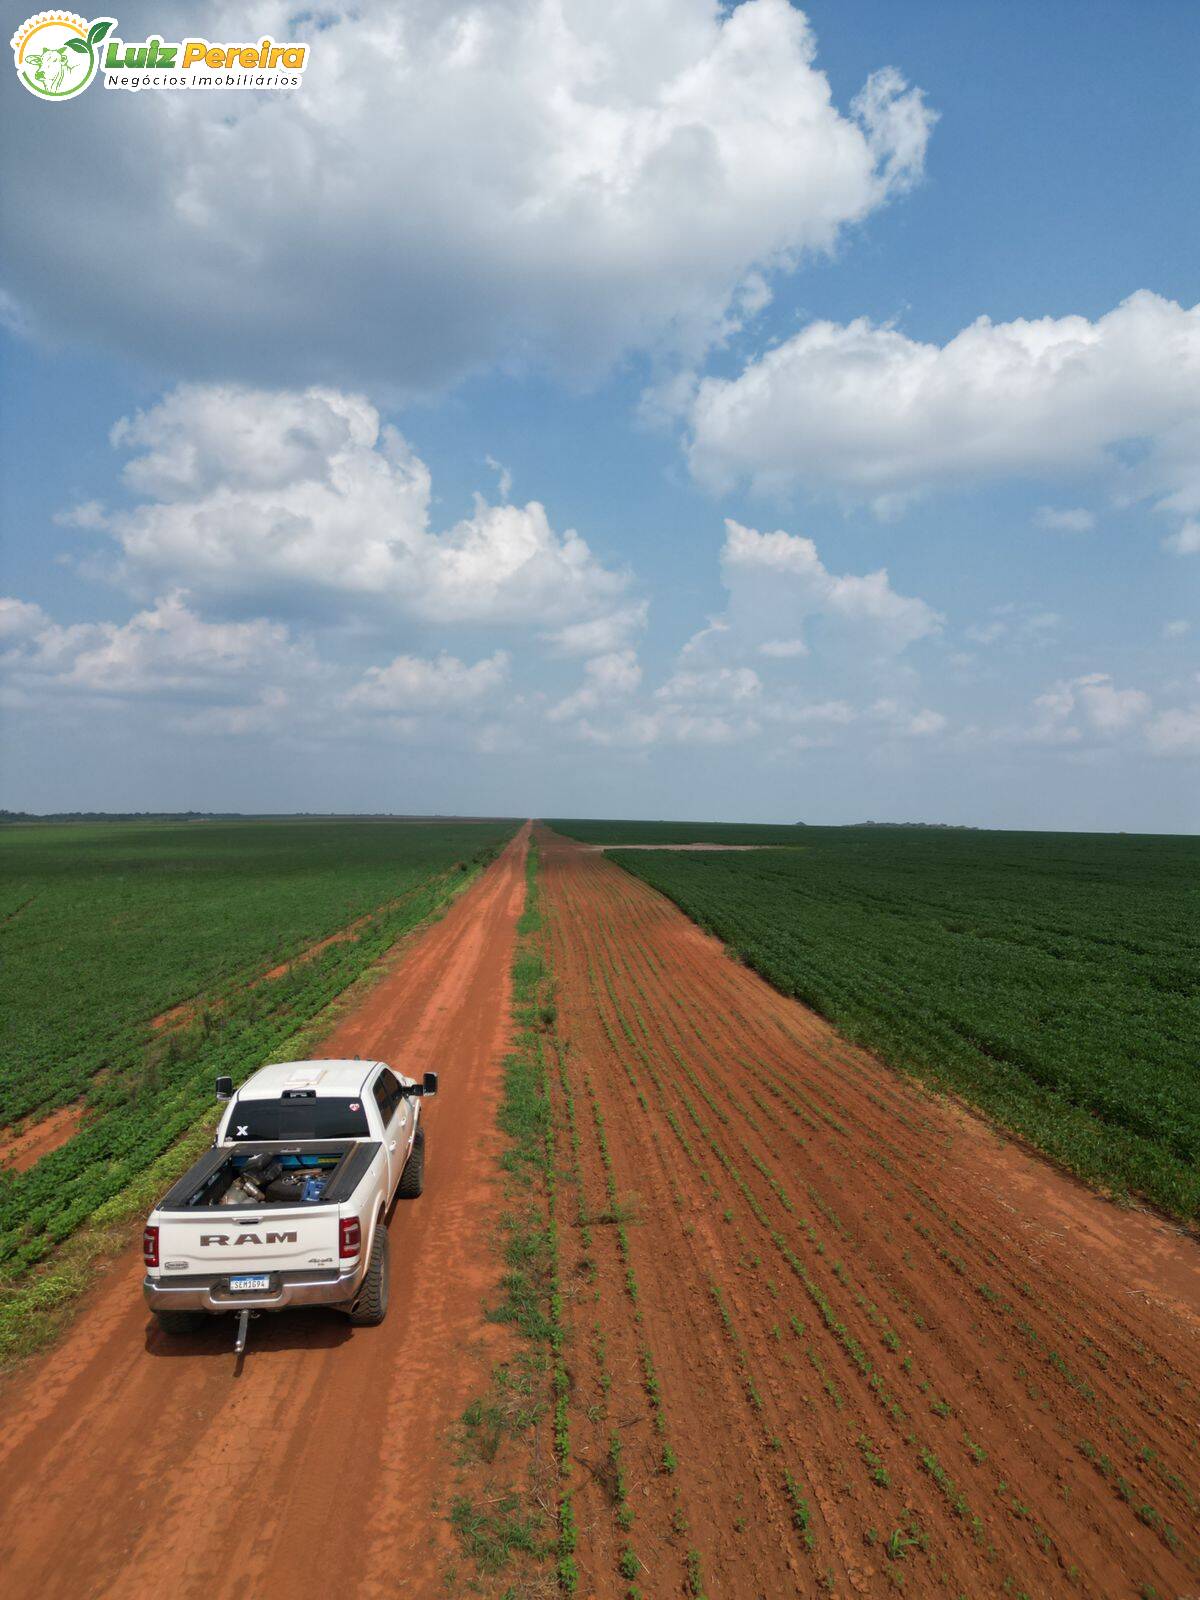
(1, 0, 1197, 828)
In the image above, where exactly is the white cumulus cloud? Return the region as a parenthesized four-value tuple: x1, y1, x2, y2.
(345, 650, 510, 713)
(717, 519, 942, 654)
(549, 649, 642, 721)
(0, 597, 48, 643)
(542, 601, 649, 658)
(1, 591, 309, 702)
(73, 384, 630, 631)
(656, 665, 762, 703)
(2, 0, 933, 392)
(1031, 672, 1151, 743)
(1076, 676, 1152, 733)
(684, 292, 1200, 546)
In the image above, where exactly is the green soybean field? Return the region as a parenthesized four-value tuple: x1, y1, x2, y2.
(0, 818, 517, 1283)
(548, 820, 1200, 1221)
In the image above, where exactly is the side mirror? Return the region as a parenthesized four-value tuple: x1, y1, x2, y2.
(215, 1075, 233, 1101)
(422, 1072, 438, 1097)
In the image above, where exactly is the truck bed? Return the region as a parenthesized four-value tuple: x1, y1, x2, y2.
(157, 1141, 382, 1212)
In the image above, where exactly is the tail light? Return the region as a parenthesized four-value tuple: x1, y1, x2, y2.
(339, 1218, 361, 1259)
(142, 1225, 160, 1268)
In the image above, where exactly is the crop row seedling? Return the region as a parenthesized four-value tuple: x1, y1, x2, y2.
(584, 956, 840, 1576)
(677, 1023, 1198, 1559)
(783, 1471, 815, 1550)
(589, 964, 1068, 1587)
(564, 990, 691, 1598)
(573, 888, 1162, 1594)
(904, 1210, 1200, 1515)
(1075, 1440, 1182, 1556)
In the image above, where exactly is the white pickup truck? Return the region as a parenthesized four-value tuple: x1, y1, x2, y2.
(142, 1058, 436, 1342)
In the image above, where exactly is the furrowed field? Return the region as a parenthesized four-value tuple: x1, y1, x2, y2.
(548, 820, 1200, 1221)
(0, 818, 517, 1301)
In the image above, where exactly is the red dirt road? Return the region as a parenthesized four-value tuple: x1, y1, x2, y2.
(0, 825, 530, 1600)
(539, 826, 1200, 1600)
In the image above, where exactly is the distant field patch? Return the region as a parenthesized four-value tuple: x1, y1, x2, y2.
(582, 841, 781, 852)
(549, 819, 812, 846)
(548, 820, 1200, 1221)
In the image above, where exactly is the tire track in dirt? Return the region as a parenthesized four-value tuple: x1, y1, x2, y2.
(0, 1102, 87, 1173)
(538, 825, 1200, 1600)
(0, 825, 530, 1600)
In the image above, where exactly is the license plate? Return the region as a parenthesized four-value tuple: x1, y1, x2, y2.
(229, 1274, 270, 1292)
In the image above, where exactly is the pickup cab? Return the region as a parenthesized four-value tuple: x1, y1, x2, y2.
(142, 1058, 436, 1334)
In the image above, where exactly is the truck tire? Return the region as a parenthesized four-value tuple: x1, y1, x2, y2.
(397, 1125, 425, 1198)
(154, 1309, 206, 1336)
(348, 1225, 389, 1326)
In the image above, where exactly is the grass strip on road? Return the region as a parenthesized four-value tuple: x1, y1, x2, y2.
(448, 840, 578, 1594)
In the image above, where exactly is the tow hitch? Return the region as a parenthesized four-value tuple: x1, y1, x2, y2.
(235, 1305, 260, 1369)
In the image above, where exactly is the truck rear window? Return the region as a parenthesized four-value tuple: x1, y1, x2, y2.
(227, 1098, 370, 1141)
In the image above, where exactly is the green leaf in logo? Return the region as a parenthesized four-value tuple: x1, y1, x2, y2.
(87, 19, 114, 46)
(66, 37, 89, 53)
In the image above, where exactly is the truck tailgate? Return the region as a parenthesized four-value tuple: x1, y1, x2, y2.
(157, 1208, 341, 1275)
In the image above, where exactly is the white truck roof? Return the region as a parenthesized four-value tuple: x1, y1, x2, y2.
(238, 1059, 381, 1098)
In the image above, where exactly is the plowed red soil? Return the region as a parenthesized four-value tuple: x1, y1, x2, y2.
(0, 825, 530, 1600)
(538, 826, 1200, 1599)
